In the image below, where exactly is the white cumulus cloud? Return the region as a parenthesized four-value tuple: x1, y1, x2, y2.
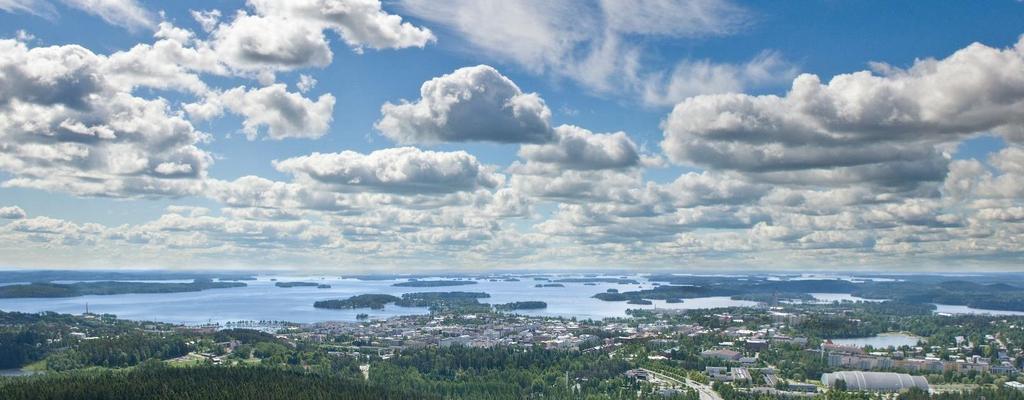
(376, 65, 554, 144)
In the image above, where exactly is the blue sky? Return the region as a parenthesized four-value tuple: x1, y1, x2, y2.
(0, 0, 1023, 271)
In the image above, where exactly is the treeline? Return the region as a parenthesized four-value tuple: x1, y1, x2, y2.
(494, 301, 547, 311)
(370, 346, 632, 399)
(0, 364, 432, 400)
(629, 275, 1024, 312)
(789, 301, 936, 339)
(0, 325, 58, 369)
(594, 285, 731, 301)
(0, 270, 255, 284)
(314, 294, 401, 310)
(730, 293, 814, 302)
(44, 333, 190, 370)
(274, 282, 319, 288)
(315, 292, 493, 312)
(0, 280, 246, 298)
(853, 281, 1024, 311)
(0, 310, 193, 370)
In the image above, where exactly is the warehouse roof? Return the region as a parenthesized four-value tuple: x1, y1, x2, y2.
(821, 371, 928, 392)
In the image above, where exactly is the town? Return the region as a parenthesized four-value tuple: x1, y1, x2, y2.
(7, 295, 1024, 399)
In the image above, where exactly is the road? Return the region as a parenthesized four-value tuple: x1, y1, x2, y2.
(639, 368, 723, 400)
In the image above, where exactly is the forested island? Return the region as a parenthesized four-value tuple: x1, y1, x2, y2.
(550, 278, 640, 285)
(534, 284, 565, 288)
(315, 293, 550, 313)
(494, 301, 547, 311)
(274, 282, 320, 288)
(392, 280, 477, 287)
(0, 279, 246, 299)
(731, 292, 816, 302)
(0, 270, 255, 284)
(314, 294, 401, 310)
(592, 277, 1024, 312)
(851, 280, 1024, 312)
(315, 292, 492, 312)
(395, 292, 490, 310)
(593, 284, 728, 301)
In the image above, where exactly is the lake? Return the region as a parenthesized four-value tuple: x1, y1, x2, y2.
(933, 304, 1024, 316)
(0, 369, 42, 377)
(0, 275, 758, 324)
(810, 293, 886, 303)
(830, 332, 922, 348)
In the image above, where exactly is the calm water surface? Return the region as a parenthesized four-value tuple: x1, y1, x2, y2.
(810, 293, 886, 303)
(0, 369, 42, 377)
(0, 276, 758, 324)
(932, 303, 1024, 316)
(831, 332, 922, 348)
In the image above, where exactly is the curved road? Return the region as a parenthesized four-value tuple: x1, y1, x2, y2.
(639, 368, 723, 400)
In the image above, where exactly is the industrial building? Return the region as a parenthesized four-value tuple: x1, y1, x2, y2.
(821, 371, 929, 393)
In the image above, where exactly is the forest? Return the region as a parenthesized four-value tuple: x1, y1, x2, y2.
(595, 276, 1024, 312)
(0, 280, 246, 298)
(314, 294, 402, 309)
(274, 282, 320, 288)
(0, 270, 255, 284)
(0, 311, 184, 369)
(0, 363, 429, 400)
(494, 301, 547, 310)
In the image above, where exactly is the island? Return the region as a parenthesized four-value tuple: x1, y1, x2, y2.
(626, 299, 653, 305)
(317, 284, 331, 289)
(315, 292, 492, 312)
(534, 283, 565, 288)
(394, 292, 490, 310)
(274, 282, 320, 288)
(593, 292, 628, 301)
(731, 292, 814, 302)
(0, 270, 256, 284)
(592, 276, 1024, 312)
(392, 280, 478, 288)
(494, 301, 547, 311)
(0, 279, 246, 298)
(552, 278, 640, 285)
(314, 294, 401, 310)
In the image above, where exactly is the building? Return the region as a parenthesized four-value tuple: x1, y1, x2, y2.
(745, 339, 768, 352)
(701, 348, 742, 361)
(705, 366, 750, 382)
(705, 367, 730, 381)
(828, 353, 894, 370)
(822, 342, 863, 354)
(625, 369, 650, 381)
(894, 358, 946, 373)
(821, 371, 928, 393)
